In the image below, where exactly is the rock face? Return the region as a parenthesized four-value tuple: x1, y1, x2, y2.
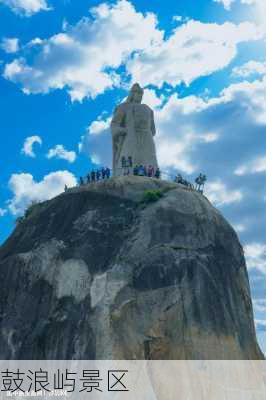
(0, 176, 263, 359)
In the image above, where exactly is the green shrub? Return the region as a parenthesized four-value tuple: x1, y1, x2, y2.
(141, 189, 164, 204)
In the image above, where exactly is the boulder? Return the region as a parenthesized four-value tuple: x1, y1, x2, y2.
(0, 176, 263, 359)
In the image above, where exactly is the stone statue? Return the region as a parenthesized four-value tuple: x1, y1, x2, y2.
(111, 83, 158, 176)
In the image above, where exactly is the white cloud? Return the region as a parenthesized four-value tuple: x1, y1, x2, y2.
(88, 117, 112, 135)
(255, 319, 266, 332)
(253, 299, 266, 312)
(154, 93, 221, 173)
(155, 129, 197, 174)
(214, 0, 266, 12)
(213, 0, 235, 9)
(0, 0, 50, 16)
(233, 223, 246, 233)
(244, 243, 266, 273)
(234, 156, 266, 175)
(8, 171, 77, 215)
(127, 20, 263, 88)
(21, 135, 42, 157)
(81, 74, 266, 178)
(199, 133, 219, 143)
(142, 88, 165, 109)
(219, 76, 266, 124)
(173, 15, 183, 22)
(3, 0, 265, 101)
(91, 153, 101, 165)
(0, 38, 19, 53)
(0, 208, 7, 217)
(204, 180, 243, 206)
(80, 116, 112, 165)
(233, 61, 266, 78)
(242, 0, 262, 4)
(3, 0, 162, 101)
(46, 144, 76, 163)
(28, 37, 43, 46)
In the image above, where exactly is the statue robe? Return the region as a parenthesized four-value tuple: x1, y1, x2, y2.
(111, 101, 158, 176)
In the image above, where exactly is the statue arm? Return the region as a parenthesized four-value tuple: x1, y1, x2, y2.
(111, 105, 127, 138)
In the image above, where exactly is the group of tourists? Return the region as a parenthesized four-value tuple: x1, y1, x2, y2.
(121, 156, 161, 179)
(73, 152, 206, 193)
(79, 167, 111, 186)
(65, 168, 206, 195)
(174, 173, 207, 193)
(132, 165, 161, 178)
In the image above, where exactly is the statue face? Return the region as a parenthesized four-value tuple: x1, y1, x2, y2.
(132, 90, 143, 104)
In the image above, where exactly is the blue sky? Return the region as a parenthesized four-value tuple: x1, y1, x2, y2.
(0, 0, 265, 353)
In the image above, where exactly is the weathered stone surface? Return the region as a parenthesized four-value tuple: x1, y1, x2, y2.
(0, 176, 263, 359)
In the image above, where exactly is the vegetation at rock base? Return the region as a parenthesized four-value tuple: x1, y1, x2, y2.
(141, 189, 164, 204)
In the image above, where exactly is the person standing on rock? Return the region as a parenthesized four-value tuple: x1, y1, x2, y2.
(105, 167, 111, 179)
(111, 83, 159, 177)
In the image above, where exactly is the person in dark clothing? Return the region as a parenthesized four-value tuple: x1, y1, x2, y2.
(91, 170, 96, 182)
(175, 174, 183, 184)
(155, 168, 161, 179)
(101, 167, 106, 180)
(138, 165, 145, 176)
(105, 167, 111, 179)
(96, 169, 101, 181)
(79, 177, 84, 185)
(87, 174, 91, 184)
(133, 165, 139, 175)
(64, 184, 68, 192)
(128, 156, 133, 168)
(195, 173, 207, 193)
(147, 165, 154, 177)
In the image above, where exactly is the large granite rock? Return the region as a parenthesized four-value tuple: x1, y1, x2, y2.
(0, 176, 263, 359)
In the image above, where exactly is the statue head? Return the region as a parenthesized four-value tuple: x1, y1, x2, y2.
(126, 83, 144, 104)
